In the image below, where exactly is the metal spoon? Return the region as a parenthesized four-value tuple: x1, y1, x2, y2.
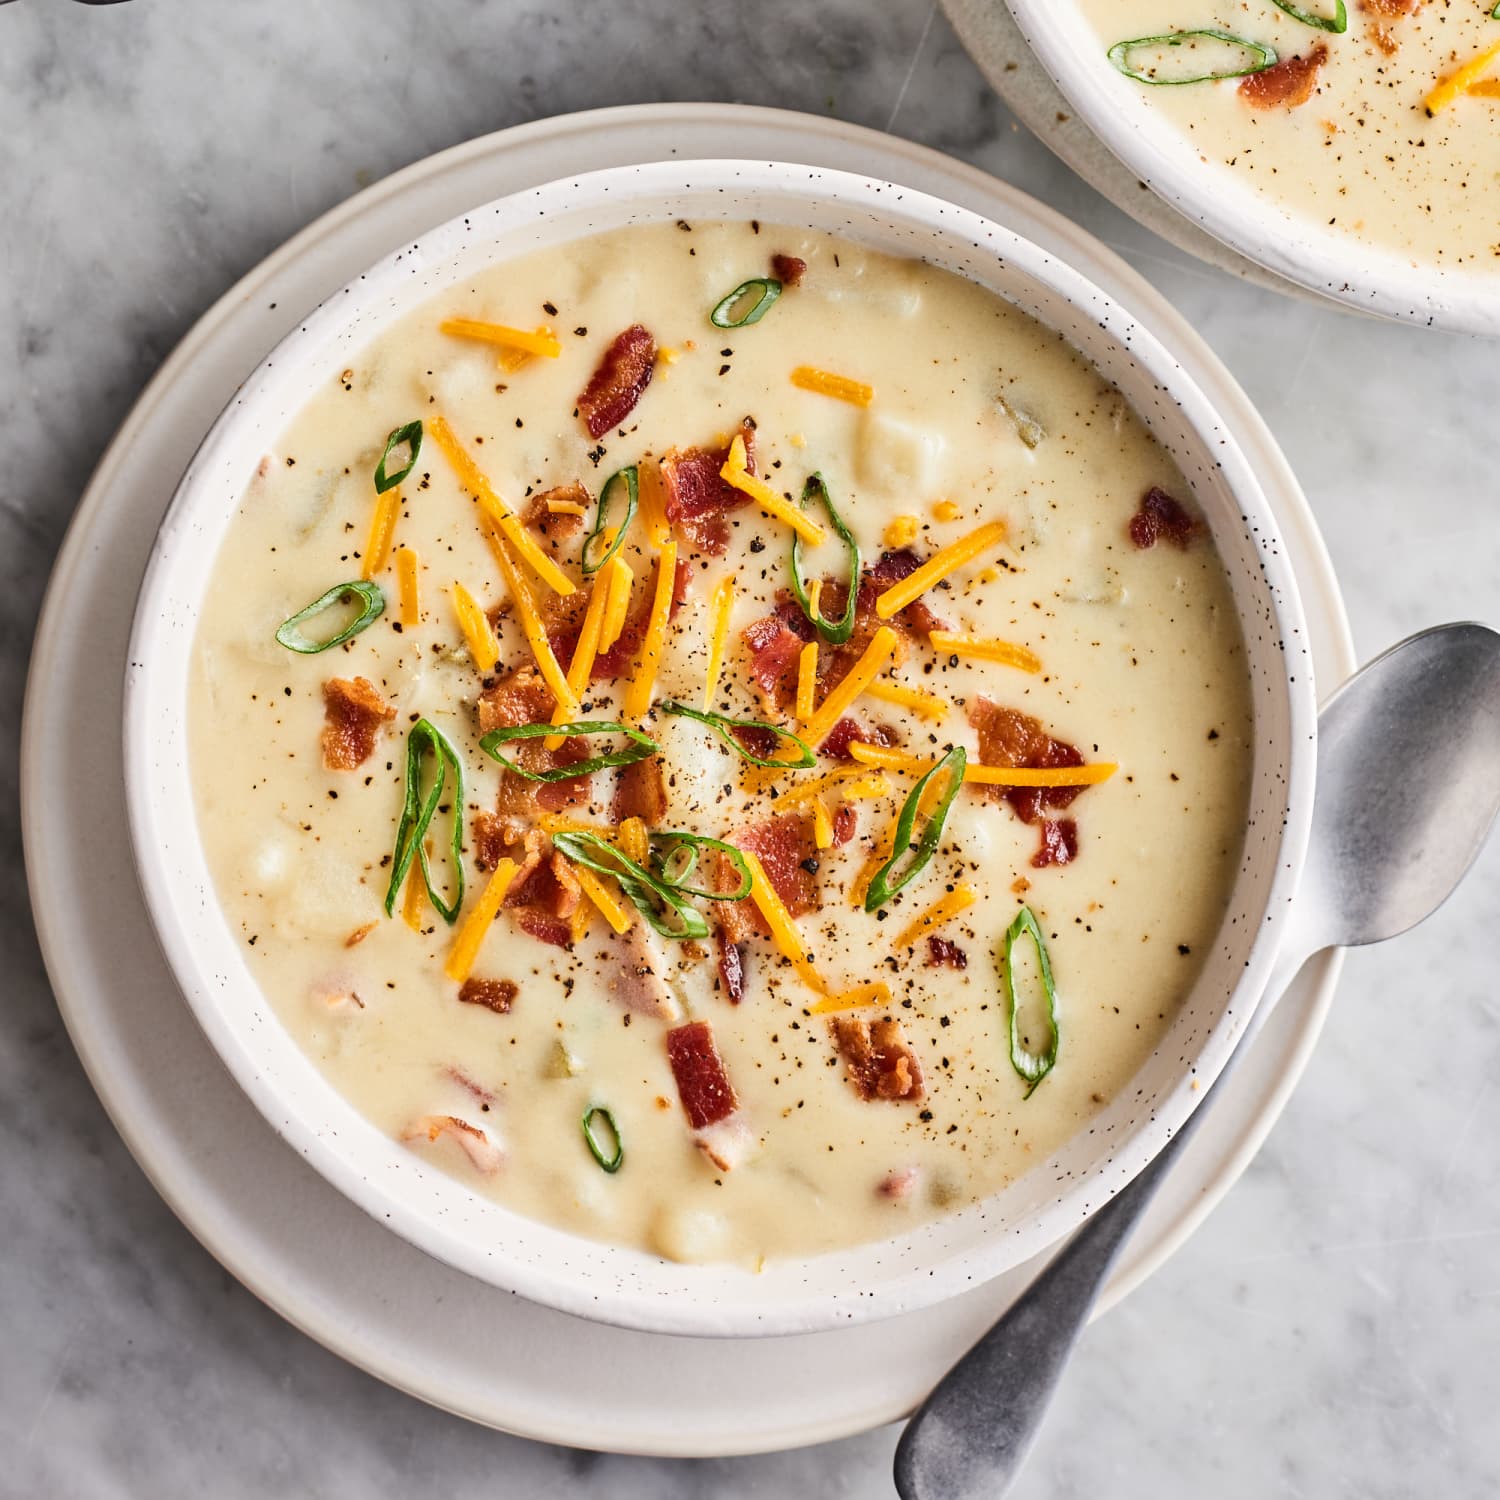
(894, 622, 1500, 1500)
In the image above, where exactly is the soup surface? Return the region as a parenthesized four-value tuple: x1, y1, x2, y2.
(1078, 0, 1500, 270)
(190, 220, 1253, 1266)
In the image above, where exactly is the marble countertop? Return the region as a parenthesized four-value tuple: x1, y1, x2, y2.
(4, 1, 1498, 1496)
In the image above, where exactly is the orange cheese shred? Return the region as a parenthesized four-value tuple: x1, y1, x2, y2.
(543, 571, 611, 751)
(889, 884, 977, 953)
(572, 864, 632, 935)
(865, 678, 948, 722)
(361, 487, 401, 580)
(809, 982, 891, 1016)
(795, 641, 819, 722)
(598, 554, 634, 655)
(401, 858, 428, 931)
(396, 546, 421, 627)
(451, 581, 500, 673)
(929, 630, 1041, 674)
(790, 365, 874, 407)
(480, 518, 580, 719)
(618, 817, 649, 866)
(874, 521, 1007, 619)
(1426, 39, 1500, 113)
(743, 850, 823, 995)
(794, 625, 899, 749)
(701, 575, 736, 709)
(439, 318, 563, 359)
(848, 740, 1118, 788)
(812, 796, 835, 850)
(720, 435, 826, 545)
(622, 541, 678, 721)
(443, 859, 519, 984)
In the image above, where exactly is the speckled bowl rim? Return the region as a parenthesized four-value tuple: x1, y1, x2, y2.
(1002, 0, 1500, 337)
(123, 158, 1316, 1339)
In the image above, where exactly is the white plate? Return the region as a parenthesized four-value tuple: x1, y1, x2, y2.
(21, 102, 1354, 1455)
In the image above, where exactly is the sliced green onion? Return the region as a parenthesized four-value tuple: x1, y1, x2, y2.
(790, 474, 862, 645)
(479, 720, 658, 781)
(551, 830, 710, 941)
(582, 466, 638, 575)
(383, 717, 465, 924)
(864, 746, 966, 912)
(660, 700, 815, 769)
(374, 420, 423, 493)
(650, 832, 752, 901)
(1107, 29, 1278, 84)
(1270, 0, 1347, 30)
(582, 1104, 624, 1173)
(1492, 1, 1499, 18)
(1003, 905, 1059, 1098)
(709, 278, 782, 329)
(275, 580, 385, 653)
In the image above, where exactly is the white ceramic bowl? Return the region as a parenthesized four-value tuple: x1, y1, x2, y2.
(1002, 0, 1500, 336)
(124, 159, 1316, 1338)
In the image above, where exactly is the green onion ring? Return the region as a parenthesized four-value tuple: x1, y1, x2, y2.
(374, 419, 423, 493)
(649, 832, 753, 901)
(659, 700, 815, 770)
(551, 830, 710, 940)
(275, 580, 385, 654)
(383, 717, 465, 924)
(1270, 0, 1347, 30)
(581, 1104, 624, 1173)
(1003, 905, 1059, 1098)
(582, 465, 638, 576)
(1106, 29, 1278, 84)
(479, 720, 658, 781)
(790, 473, 862, 645)
(709, 278, 782, 329)
(864, 746, 966, 912)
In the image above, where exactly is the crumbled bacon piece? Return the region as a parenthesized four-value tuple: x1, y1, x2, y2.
(1238, 42, 1328, 110)
(458, 977, 519, 1014)
(716, 930, 746, 1004)
(968, 697, 1086, 825)
(832, 803, 858, 847)
(613, 754, 668, 825)
(401, 1115, 503, 1175)
(771, 253, 807, 287)
(659, 422, 756, 556)
(320, 676, 395, 770)
(515, 911, 572, 949)
(471, 811, 523, 872)
(480, 667, 594, 815)
(926, 936, 968, 970)
(1033, 819, 1079, 870)
(504, 828, 582, 924)
(716, 811, 821, 942)
(577, 323, 655, 439)
(477, 663, 555, 733)
(1128, 487, 1199, 549)
(832, 1017, 925, 1102)
(521, 484, 590, 553)
(667, 1020, 739, 1129)
(743, 613, 806, 709)
(1362, 0, 1417, 14)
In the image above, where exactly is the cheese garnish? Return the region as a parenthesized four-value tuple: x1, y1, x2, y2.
(701, 575, 736, 709)
(889, 884, 977, 953)
(931, 499, 962, 522)
(573, 864, 632, 935)
(865, 679, 948, 722)
(429, 415, 575, 597)
(361, 486, 400, 580)
(443, 858, 518, 983)
(451, 581, 500, 673)
(794, 625, 899, 749)
(795, 642, 819, 722)
(809, 982, 891, 1015)
(396, 546, 421, 627)
(812, 796, 835, 850)
(401, 859, 427, 931)
(545, 498, 588, 517)
(848, 740, 1117, 788)
(929, 630, 1041, 674)
(482, 519, 580, 719)
(635, 461, 673, 549)
(618, 817, 648, 866)
(543, 570, 611, 750)
(883, 514, 919, 549)
(743, 849, 820, 994)
(1426, 39, 1500, 113)
(720, 434, 826, 546)
(874, 521, 1007, 619)
(439, 318, 563, 359)
(771, 763, 878, 809)
(622, 541, 678, 721)
(790, 365, 875, 407)
(598, 553, 634, 655)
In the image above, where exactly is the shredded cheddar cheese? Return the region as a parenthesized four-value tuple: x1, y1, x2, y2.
(597, 554, 634, 655)
(809, 982, 891, 1016)
(622, 541, 678, 721)
(812, 796, 835, 850)
(573, 864, 632, 935)
(929, 630, 1042, 674)
(795, 642, 819, 721)
(481, 519, 580, 718)
(883, 514, 919, 549)
(543, 571, 611, 750)
(361, 486, 401, 580)
(401, 858, 428, 931)
(720, 435, 827, 546)
(889, 884, 977, 952)
(931, 499, 962, 523)
(396, 546, 421, 627)
(772, 764, 877, 809)
(1468, 77, 1500, 98)
(569, 897, 594, 946)
(743, 850, 819, 991)
(850, 820, 897, 909)
(1426, 39, 1500, 113)
(874, 521, 1008, 619)
(840, 772, 892, 801)
(451, 581, 500, 673)
(790, 365, 874, 407)
(701, 575, 736, 709)
(429, 415, 575, 597)
(848, 740, 1118, 788)
(439, 318, 563, 359)
(635, 461, 673, 549)
(794, 625, 899, 749)
(443, 858, 518, 983)
(618, 817, 649, 866)
(865, 678, 948, 722)
(545, 498, 588, 517)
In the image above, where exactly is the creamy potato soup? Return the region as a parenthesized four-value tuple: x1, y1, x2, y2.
(190, 220, 1252, 1266)
(1080, 0, 1500, 269)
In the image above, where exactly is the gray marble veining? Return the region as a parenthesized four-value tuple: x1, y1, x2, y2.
(3, 1, 1498, 1497)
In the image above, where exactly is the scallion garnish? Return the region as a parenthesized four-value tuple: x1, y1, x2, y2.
(864, 746, 966, 912)
(582, 466, 638, 575)
(790, 474, 861, 645)
(1270, 0, 1347, 31)
(275, 580, 385, 654)
(1106, 29, 1277, 84)
(709, 278, 782, 329)
(659, 700, 816, 769)
(650, 832, 752, 901)
(551, 830, 710, 940)
(374, 420, 423, 493)
(1003, 905, 1059, 1098)
(581, 1104, 624, 1173)
(383, 717, 465, 924)
(479, 720, 658, 781)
